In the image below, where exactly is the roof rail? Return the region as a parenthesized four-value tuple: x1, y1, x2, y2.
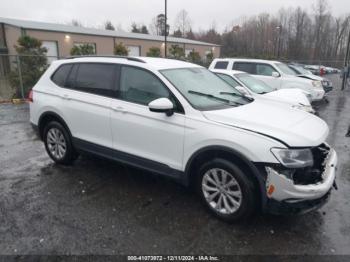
(64, 55, 146, 63)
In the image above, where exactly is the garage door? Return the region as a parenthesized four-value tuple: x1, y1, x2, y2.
(128, 46, 140, 57)
(42, 41, 58, 63)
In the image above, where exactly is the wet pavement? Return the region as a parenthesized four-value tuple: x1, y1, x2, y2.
(0, 74, 350, 255)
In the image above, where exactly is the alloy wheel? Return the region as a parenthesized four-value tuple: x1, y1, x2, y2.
(202, 168, 242, 214)
(46, 127, 67, 160)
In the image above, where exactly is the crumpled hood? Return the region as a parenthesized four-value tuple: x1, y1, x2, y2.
(263, 88, 311, 106)
(203, 100, 329, 147)
(297, 74, 323, 81)
(284, 75, 315, 85)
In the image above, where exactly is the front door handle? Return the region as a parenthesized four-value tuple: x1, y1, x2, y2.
(62, 94, 71, 100)
(112, 106, 127, 113)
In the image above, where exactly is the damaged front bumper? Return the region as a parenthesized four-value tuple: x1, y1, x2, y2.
(322, 80, 333, 93)
(311, 88, 326, 101)
(264, 146, 337, 214)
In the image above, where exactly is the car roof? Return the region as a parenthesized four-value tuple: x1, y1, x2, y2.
(213, 58, 281, 64)
(210, 69, 246, 75)
(141, 57, 202, 70)
(53, 56, 202, 70)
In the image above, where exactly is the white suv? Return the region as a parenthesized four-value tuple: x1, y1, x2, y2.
(30, 56, 337, 222)
(209, 59, 325, 101)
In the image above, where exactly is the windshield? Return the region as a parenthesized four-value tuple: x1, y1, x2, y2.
(216, 73, 241, 88)
(290, 65, 312, 75)
(275, 62, 297, 76)
(235, 73, 275, 94)
(161, 68, 251, 110)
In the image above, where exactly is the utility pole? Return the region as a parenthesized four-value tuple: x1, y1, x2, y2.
(164, 0, 168, 58)
(343, 27, 350, 137)
(277, 25, 282, 59)
(342, 27, 350, 90)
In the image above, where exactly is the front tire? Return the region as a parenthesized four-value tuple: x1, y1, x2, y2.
(196, 158, 257, 222)
(43, 121, 77, 165)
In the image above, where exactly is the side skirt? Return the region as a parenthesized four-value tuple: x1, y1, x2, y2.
(72, 137, 185, 183)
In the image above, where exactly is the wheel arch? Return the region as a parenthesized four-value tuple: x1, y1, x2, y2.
(184, 145, 267, 208)
(38, 111, 72, 141)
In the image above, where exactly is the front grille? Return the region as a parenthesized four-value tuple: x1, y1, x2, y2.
(292, 144, 330, 185)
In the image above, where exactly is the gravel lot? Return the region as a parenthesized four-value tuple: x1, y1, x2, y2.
(0, 74, 349, 256)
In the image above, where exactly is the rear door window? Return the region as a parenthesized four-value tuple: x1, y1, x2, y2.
(232, 62, 256, 74)
(51, 64, 72, 87)
(74, 63, 117, 97)
(214, 61, 229, 69)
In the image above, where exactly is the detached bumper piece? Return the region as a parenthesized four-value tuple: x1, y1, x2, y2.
(264, 144, 337, 214)
(322, 80, 333, 93)
(266, 189, 331, 215)
(323, 86, 333, 93)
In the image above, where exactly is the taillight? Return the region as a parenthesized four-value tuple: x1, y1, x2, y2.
(28, 90, 33, 102)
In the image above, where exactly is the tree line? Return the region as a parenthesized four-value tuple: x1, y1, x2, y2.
(86, 0, 349, 67)
(219, 0, 350, 67)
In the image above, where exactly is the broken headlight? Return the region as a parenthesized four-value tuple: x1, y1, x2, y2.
(312, 80, 323, 88)
(271, 148, 314, 168)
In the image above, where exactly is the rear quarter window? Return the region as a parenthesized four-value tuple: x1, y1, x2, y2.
(214, 61, 229, 69)
(51, 64, 73, 87)
(232, 62, 256, 74)
(74, 63, 116, 97)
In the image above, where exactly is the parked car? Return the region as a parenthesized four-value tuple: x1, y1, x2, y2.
(209, 59, 325, 101)
(325, 67, 337, 74)
(304, 65, 322, 75)
(210, 69, 315, 113)
(30, 56, 337, 222)
(334, 68, 341, 74)
(289, 64, 333, 93)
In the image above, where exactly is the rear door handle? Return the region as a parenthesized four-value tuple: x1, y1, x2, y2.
(112, 106, 127, 113)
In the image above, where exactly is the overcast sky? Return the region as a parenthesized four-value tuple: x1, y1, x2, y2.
(0, 0, 349, 32)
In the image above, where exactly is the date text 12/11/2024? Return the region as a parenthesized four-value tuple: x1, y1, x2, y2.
(127, 255, 220, 261)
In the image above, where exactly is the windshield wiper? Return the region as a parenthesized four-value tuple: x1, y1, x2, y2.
(219, 91, 254, 102)
(188, 90, 242, 106)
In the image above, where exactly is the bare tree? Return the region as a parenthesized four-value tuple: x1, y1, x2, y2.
(287, 7, 311, 60)
(131, 23, 149, 34)
(149, 16, 158, 35)
(69, 19, 83, 27)
(150, 14, 169, 36)
(196, 22, 221, 45)
(174, 9, 192, 37)
(116, 23, 124, 32)
(312, 0, 331, 60)
(333, 15, 350, 58)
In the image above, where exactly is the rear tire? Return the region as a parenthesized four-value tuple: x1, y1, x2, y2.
(196, 158, 257, 222)
(43, 121, 78, 165)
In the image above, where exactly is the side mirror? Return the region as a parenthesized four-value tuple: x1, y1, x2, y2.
(235, 85, 250, 96)
(148, 98, 174, 116)
(272, 71, 280, 78)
